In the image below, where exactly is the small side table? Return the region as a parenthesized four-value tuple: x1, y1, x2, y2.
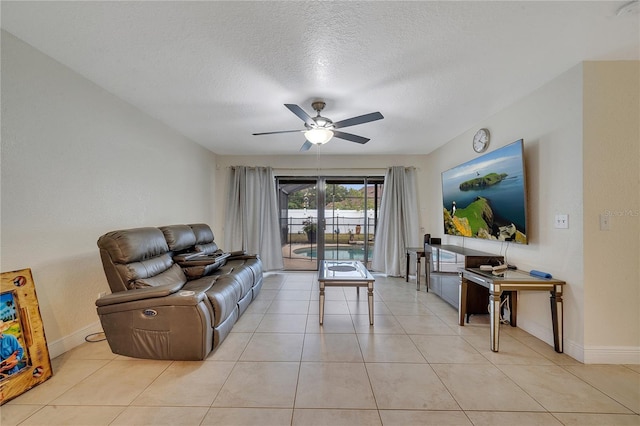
(459, 267, 565, 353)
(405, 247, 428, 291)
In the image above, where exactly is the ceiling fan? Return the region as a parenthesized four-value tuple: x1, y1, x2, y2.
(252, 101, 384, 151)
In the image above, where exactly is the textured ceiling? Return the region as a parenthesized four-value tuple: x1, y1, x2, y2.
(2, 1, 638, 156)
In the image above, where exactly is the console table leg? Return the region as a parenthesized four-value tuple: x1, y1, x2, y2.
(424, 256, 429, 293)
(368, 283, 374, 325)
(550, 287, 563, 353)
(489, 286, 502, 352)
(319, 282, 325, 325)
(405, 253, 410, 282)
(458, 273, 467, 326)
(509, 291, 517, 327)
(416, 257, 421, 291)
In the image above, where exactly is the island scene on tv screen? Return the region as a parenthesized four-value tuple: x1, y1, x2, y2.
(442, 140, 528, 244)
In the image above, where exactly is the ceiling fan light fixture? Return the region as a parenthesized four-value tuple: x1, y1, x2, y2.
(253, 101, 383, 150)
(305, 128, 334, 145)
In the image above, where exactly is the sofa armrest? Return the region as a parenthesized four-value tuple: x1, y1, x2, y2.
(95, 282, 185, 307)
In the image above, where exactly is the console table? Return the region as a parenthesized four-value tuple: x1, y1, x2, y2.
(459, 268, 565, 353)
(425, 244, 503, 318)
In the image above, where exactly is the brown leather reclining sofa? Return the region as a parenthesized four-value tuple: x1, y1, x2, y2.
(95, 223, 263, 360)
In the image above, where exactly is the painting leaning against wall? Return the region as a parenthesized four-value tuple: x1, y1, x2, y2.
(1, 268, 53, 405)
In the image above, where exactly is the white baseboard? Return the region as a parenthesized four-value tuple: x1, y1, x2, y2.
(517, 319, 640, 364)
(560, 338, 585, 363)
(47, 321, 103, 359)
(517, 318, 585, 362)
(584, 346, 640, 364)
(518, 318, 584, 363)
(517, 318, 555, 345)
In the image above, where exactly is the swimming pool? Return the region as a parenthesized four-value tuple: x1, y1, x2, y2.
(293, 246, 373, 261)
(292, 246, 458, 264)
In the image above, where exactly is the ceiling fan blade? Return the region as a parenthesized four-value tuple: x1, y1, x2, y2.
(284, 104, 315, 127)
(300, 140, 313, 152)
(333, 112, 384, 129)
(333, 130, 370, 144)
(252, 129, 303, 136)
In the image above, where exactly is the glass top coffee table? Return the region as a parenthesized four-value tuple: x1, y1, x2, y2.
(318, 260, 375, 325)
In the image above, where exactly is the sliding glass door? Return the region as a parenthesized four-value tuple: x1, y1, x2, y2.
(277, 176, 383, 270)
(277, 179, 319, 270)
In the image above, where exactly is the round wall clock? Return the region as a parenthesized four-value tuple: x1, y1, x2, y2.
(473, 128, 490, 153)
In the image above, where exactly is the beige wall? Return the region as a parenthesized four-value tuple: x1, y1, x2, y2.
(423, 62, 639, 363)
(424, 64, 587, 360)
(1, 32, 218, 357)
(583, 62, 640, 361)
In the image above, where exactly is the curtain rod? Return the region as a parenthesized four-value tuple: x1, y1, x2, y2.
(274, 167, 389, 172)
(228, 166, 416, 171)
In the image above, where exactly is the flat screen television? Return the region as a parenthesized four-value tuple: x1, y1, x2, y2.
(441, 139, 528, 244)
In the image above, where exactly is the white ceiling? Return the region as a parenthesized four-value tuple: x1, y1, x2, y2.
(2, 1, 638, 156)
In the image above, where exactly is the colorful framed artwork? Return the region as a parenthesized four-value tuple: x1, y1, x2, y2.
(1, 268, 53, 405)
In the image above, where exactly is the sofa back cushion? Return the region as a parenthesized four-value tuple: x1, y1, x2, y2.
(98, 227, 169, 263)
(97, 227, 181, 292)
(189, 223, 222, 254)
(159, 225, 197, 252)
(194, 242, 220, 255)
(188, 223, 222, 255)
(189, 223, 214, 243)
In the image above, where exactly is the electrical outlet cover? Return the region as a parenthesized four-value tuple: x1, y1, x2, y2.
(554, 214, 569, 229)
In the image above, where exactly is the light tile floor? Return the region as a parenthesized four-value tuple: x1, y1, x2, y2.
(2, 272, 639, 425)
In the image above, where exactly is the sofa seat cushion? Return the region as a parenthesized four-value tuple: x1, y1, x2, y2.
(181, 277, 216, 326)
(219, 264, 254, 297)
(222, 259, 263, 289)
(206, 276, 243, 327)
(183, 275, 242, 327)
(238, 258, 263, 281)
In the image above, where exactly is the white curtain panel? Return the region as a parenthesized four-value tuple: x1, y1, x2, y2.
(224, 166, 284, 271)
(371, 166, 420, 276)
(225, 166, 246, 252)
